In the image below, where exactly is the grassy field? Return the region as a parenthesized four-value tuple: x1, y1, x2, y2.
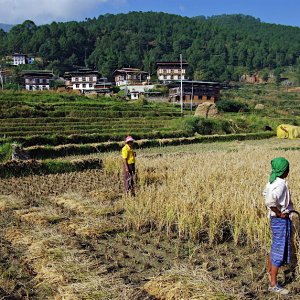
(1, 138, 300, 299)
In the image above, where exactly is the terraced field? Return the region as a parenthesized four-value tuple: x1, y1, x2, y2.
(0, 91, 183, 139)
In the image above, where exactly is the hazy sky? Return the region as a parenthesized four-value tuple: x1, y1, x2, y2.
(0, 0, 299, 27)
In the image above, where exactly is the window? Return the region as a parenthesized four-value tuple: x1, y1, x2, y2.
(76, 84, 79, 88)
(83, 84, 86, 88)
(89, 84, 93, 88)
(82, 77, 86, 81)
(89, 77, 93, 81)
(75, 77, 79, 82)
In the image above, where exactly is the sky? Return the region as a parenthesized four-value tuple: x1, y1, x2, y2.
(0, 0, 299, 28)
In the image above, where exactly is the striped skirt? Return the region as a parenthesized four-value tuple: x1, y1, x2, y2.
(270, 217, 292, 267)
(123, 163, 135, 194)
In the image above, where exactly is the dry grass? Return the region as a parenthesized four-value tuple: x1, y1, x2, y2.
(123, 145, 300, 264)
(1, 190, 130, 299)
(4, 222, 132, 299)
(59, 217, 122, 238)
(52, 192, 123, 217)
(144, 265, 242, 300)
(0, 195, 25, 212)
(14, 207, 64, 225)
(1, 139, 300, 299)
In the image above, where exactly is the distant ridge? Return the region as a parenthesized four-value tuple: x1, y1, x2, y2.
(0, 23, 13, 32)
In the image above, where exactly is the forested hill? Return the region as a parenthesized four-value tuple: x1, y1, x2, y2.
(1, 12, 300, 81)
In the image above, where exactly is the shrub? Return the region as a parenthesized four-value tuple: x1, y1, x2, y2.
(0, 143, 12, 162)
(216, 99, 250, 113)
(181, 117, 236, 135)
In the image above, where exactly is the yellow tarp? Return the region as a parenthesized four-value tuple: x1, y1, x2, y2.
(277, 124, 300, 139)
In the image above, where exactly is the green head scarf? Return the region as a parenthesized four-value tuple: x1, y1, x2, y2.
(269, 157, 289, 184)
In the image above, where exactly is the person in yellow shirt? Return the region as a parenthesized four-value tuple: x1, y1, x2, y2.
(122, 136, 136, 195)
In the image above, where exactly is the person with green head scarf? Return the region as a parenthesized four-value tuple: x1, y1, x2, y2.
(263, 157, 294, 295)
(269, 157, 289, 184)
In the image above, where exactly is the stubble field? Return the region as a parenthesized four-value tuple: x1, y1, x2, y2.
(1, 138, 300, 299)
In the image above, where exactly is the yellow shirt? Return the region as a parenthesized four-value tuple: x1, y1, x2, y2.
(122, 144, 135, 164)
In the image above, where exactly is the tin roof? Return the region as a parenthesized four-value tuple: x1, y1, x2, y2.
(156, 61, 188, 66)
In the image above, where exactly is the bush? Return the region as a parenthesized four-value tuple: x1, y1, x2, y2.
(0, 143, 12, 162)
(181, 117, 236, 135)
(3, 83, 19, 90)
(216, 99, 250, 113)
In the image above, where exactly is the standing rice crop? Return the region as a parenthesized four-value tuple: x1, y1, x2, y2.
(123, 148, 300, 252)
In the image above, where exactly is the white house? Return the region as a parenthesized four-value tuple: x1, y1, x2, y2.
(13, 54, 27, 65)
(12, 53, 35, 65)
(156, 61, 188, 82)
(64, 69, 99, 91)
(22, 70, 54, 91)
(113, 68, 150, 87)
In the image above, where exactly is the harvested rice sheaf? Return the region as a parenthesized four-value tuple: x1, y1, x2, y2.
(53, 193, 124, 217)
(0, 195, 24, 212)
(143, 265, 241, 300)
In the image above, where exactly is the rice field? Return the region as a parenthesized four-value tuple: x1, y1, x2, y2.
(1, 137, 300, 299)
(0, 91, 182, 140)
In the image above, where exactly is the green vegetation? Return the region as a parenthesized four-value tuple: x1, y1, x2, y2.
(0, 131, 189, 147)
(0, 84, 298, 164)
(0, 143, 12, 163)
(25, 132, 275, 159)
(216, 99, 250, 113)
(175, 117, 237, 135)
(1, 13, 300, 81)
(220, 84, 300, 130)
(0, 157, 102, 178)
(0, 91, 183, 140)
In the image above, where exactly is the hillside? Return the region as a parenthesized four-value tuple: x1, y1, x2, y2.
(0, 13, 300, 81)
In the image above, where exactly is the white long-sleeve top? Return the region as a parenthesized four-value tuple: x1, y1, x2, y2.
(263, 177, 294, 218)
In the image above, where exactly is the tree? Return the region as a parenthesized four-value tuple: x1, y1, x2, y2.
(274, 68, 282, 86)
(1, 12, 300, 81)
